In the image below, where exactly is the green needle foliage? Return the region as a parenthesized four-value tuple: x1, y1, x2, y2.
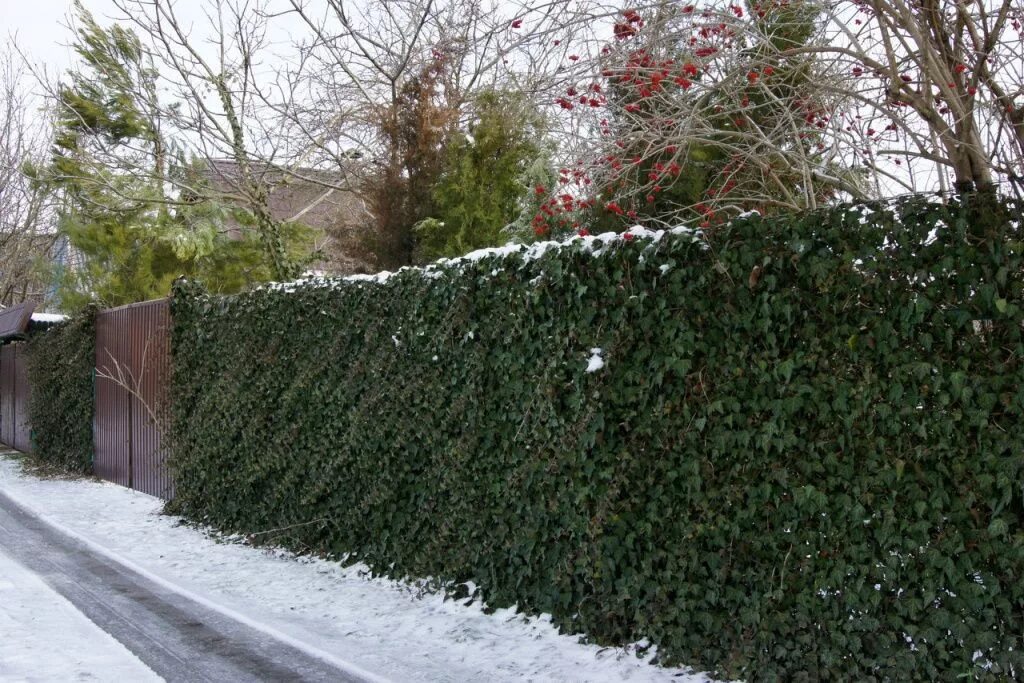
(170, 195, 1023, 679)
(48, 4, 292, 309)
(413, 91, 553, 261)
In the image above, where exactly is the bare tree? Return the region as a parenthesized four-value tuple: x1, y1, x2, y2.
(100, 0, 314, 279)
(800, 0, 1024, 194)
(40, 0, 348, 283)
(276, 0, 625, 262)
(0, 43, 57, 307)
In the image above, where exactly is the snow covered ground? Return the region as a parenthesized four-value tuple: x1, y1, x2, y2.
(0, 544, 161, 682)
(0, 455, 718, 683)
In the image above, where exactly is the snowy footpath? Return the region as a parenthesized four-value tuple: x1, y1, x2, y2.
(0, 455, 716, 682)
(0, 544, 160, 682)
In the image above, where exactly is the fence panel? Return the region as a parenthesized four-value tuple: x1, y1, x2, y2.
(0, 344, 32, 452)
(130, 300, 172, 499)
(0, 345, 15, 447)
(94, 299, 173, 498)
(12, 345, 30, 452)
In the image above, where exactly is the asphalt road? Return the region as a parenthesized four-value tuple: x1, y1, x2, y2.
(0, 488, 370, 683)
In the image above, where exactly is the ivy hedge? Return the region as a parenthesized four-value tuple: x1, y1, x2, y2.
(26, 308, 96, 473)
(169, 195, 1024, 680)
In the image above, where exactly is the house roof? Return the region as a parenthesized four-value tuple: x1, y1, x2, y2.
(0, 302, 36, 340)
(200, 159, 367, 228)
(198, 159, 376, 275)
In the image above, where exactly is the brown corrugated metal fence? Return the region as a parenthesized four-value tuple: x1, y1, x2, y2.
(13, 344, 30, 452)
(0, 344, 16, 447)
(0, 343, 32, 453)
(94, 299, 173, 499)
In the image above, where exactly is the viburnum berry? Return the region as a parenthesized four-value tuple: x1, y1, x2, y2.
(614, 22, 638, 39)
(577, 228, 591, 237)
(535, 184, 547, 195)
(763, 66, 774, 76)
(511, 19, 523, 28)
(955, 64, 967, 73)
(968, 86, 978, 95)
(623, 231, 635, 240)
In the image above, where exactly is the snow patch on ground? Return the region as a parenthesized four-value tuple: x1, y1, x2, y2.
(0, 457, 719, 683)
(0, 543, 161, 682)
(586, 348, 605, 373)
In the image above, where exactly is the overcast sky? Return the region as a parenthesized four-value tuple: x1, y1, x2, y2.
(3, 0, 212, 75)
(6, 0, 102, 72)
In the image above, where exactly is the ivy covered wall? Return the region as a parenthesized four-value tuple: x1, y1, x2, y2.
(26, 308, 96, 472)
(169, 195, 1024, 680)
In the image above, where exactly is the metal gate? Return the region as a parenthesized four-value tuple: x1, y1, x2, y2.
(94, 299, 173, 499)
(0, 343, 31, 452)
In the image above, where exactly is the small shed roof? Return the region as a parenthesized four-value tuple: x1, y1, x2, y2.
(0, 303, 36, 340)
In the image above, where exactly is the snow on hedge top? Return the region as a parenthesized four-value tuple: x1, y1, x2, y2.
(31, 313, 68, 323)
(264, 224, 705, 294)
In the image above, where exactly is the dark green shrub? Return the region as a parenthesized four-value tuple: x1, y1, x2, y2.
(26, 308, 96, 472)
(169, 194, 1024, 680)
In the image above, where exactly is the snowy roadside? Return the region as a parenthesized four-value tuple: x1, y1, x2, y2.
(0, 455, 718, 683)
(0, 544, 162, 682)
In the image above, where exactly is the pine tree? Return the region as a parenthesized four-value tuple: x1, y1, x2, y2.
(413, 91, 552, 261)
(48, 3, 288, 308)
